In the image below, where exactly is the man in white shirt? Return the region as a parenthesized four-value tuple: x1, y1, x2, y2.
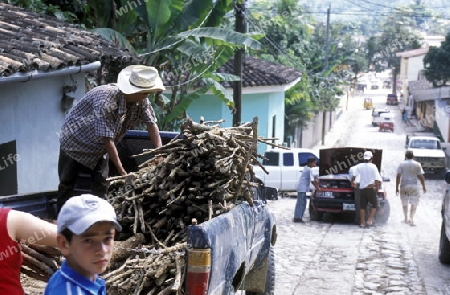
(396, 150, 426, 226)
(351, 151, 382, 228)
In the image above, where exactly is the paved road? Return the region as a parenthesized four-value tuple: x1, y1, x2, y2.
(269, 80, 450, 295)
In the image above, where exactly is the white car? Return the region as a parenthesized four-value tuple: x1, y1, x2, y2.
(406, 135, 446, 176)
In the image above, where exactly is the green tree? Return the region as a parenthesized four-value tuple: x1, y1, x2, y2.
(249, 0, 356, 144)
(424, 33, 450, 87)
(370, 7, 422, 73)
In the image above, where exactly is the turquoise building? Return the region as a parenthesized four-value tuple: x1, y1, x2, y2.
(185, 57, 301, 156)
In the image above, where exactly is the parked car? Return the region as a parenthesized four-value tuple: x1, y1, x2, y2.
(405, 135, 446, 177)
(309, 147, 390, 224)
(372, 109, 391, 126)
(253, 148, 319, 198)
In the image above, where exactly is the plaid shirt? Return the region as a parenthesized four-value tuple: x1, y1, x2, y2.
(59, 84, 157, 169)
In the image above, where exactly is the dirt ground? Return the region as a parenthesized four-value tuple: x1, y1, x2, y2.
(21, 274, 47, 295)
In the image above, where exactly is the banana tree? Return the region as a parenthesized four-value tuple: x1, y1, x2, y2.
(91, 0, 262, 130)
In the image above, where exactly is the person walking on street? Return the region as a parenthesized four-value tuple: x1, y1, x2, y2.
(56, 65, 165, 213)
(351, 151, 382, 228)
(402, 109, 408, 123)
(395, 150, 426, 226)
(294, 157, 318, 223)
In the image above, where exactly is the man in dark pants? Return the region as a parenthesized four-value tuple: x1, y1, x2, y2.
(57, 65, 165, 213)
(349, 164, 360, 224)
(294, 157, 319, 223)
(351, 151, 382, 228)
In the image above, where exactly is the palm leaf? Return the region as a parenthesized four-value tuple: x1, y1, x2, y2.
(178, 28, 262, 50)
(163, 87, 209, 124)
(202, 77, 234, 106)
(178, 0, 214, 30)
(91, 28, 136, 54)
(204, 0, 233, 27)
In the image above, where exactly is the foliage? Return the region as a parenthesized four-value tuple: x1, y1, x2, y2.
(249, 0, 360, 144)
(4, 0, 78, 22)
(88, 0, 262, 130)
(369, 8, 422, 73)
(424, 33, 450, 87)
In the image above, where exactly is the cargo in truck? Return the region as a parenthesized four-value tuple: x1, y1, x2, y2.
(3, 121, 277, 295)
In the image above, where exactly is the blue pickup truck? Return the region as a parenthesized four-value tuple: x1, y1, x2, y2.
(0, 130, 277, 295)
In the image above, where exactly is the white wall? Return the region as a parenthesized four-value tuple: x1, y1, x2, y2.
(0, 74, 85, 194)
(408, 56, 425, 82)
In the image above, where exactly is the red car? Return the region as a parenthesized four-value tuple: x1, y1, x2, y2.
(309, 147, 390, 224)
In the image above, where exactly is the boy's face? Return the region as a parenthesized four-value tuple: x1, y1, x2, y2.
(58, 221, 115, 281)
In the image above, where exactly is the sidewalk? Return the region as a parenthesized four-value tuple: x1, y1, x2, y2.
(398, 101, 424, 134)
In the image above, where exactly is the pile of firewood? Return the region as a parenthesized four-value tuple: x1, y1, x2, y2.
(104, 118, 273, 294)
(20, 243, 61, 282)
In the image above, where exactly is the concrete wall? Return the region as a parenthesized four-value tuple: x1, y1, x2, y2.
(0, 74, 85, 194)
(293, 109, 338, 149)
(436, 100, 450, 143)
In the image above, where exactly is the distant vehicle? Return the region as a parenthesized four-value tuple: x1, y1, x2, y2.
(370, 80, 379, 89)
(372, 109, 391, 126)
(405, 135, 446, 176)
(364, 97, 373, 110)
(356, 84, 366, 92)
(386, 93, 398, 105)
(309, 147, 390, 224)
(378, 114, 394, 132)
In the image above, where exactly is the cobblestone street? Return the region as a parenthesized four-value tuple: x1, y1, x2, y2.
(269, 81, 450, 295)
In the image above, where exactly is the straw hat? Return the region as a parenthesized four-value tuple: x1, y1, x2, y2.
(117, 65, 165, 94)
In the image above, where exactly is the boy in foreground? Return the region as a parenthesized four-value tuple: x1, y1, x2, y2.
(44, 194, 121, 294)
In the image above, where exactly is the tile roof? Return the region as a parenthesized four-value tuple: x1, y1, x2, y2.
(163, 56, 301, 88)
(0, 3, 138, 77)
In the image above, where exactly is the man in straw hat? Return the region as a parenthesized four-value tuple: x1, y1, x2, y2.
(56, 65, 165, 213)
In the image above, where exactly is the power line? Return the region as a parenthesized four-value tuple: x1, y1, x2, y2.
(247, 7, 450, 20)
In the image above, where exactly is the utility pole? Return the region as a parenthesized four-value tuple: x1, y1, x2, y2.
(322, 4, 331, 145)
(233, 0, 245, 127)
